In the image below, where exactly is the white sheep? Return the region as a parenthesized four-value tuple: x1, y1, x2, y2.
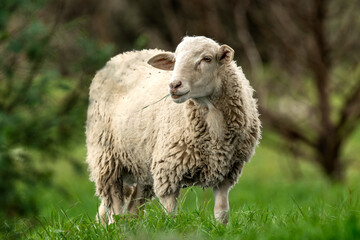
(86, 36, 261, 225)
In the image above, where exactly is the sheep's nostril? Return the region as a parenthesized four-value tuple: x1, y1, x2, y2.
(175, 81, 182, 89)
(169, 80, 182, 90)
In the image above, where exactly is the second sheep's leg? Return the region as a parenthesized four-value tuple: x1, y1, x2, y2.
(126, 184, 147, 215)
(159, 191, 179, 214)
(213, 180, 232, 225)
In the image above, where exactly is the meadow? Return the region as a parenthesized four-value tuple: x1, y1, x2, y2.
(2, 129, 359, 240)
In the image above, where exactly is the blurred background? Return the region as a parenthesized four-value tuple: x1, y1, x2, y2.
(1, 0, 359, 235)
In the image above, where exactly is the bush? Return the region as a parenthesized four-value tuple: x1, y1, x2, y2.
(0, 0, 114, 218)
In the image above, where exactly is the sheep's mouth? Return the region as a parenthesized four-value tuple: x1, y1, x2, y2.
(171, 91, 189, 99)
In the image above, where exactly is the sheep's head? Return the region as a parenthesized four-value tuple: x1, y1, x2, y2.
(148, 36, 234, 103)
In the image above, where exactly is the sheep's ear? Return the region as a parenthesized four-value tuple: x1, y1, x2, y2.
(217, 45, 234, 65)
(147, 53, 175, 71)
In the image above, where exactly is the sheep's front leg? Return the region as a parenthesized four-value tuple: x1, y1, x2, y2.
(159, 191, 179, 214)
(152, 158, 180, 214)
(213, 181, 232, 225)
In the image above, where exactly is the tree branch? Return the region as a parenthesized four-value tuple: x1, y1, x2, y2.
(308, 0, 333, 136)
(258, 105, 317, 149)
(233, 1, 263, 75)
(158, 0, 183, 46)
(332, 0, 360, 62)
(336, 76, 360, 139)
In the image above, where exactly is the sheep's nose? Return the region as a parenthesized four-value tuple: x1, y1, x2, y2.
(169, 80, 182, 90)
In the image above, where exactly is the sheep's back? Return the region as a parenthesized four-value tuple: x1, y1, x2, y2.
(89, 50, 172, 113)
(86, 50, 179, 183)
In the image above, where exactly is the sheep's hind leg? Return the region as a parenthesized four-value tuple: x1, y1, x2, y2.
(96, 178, 126, 224)
(213, 181, 232, 225)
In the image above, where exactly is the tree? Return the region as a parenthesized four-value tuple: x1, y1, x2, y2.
(241, 0, 360, 180)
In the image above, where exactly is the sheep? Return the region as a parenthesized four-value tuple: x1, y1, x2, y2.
(86, 36, 261, 225)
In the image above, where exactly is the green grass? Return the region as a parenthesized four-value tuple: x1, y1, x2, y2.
(1, 129, 360, 239)
(9, 188, 360, 240)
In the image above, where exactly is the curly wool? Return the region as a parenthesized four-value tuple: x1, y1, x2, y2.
(86, 49, 261, 204)
(151, 62, 260, 196)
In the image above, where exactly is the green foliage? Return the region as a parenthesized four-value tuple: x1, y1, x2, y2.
(134, 34, 149, 50)
(75, 37, 114, 75)
(0, 147, 39, 217)
(0, 0, 114, 218)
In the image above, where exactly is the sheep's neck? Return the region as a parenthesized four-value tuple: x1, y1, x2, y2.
(193, 97, 225, 140)
(191, 65, 245, 139)
(188, 71, 242, 140)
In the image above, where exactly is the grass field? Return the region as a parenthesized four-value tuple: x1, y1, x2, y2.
(2, 130, 360, 239)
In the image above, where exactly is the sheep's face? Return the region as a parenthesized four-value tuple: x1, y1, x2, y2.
(148, 36, 234, 103)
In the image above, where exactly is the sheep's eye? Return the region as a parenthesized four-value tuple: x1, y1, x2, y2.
(202, 56, 212, 63)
